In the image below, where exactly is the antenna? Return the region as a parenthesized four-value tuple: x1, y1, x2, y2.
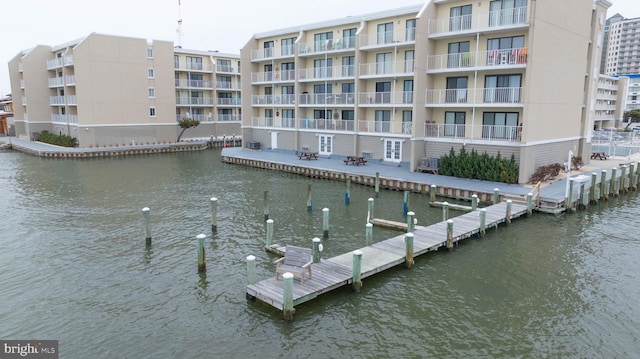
(176, 0, 183, 47)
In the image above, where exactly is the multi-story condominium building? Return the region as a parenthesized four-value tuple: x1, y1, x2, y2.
(621, 73, 640, 112)
(593, 75, 628, 130)
(0, 95, 13, 135)
(8, 33, 241, 147)
(241, 0, 610, 183)
(604, 15, 640, 76)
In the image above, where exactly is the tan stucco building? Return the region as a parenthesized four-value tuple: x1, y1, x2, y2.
(240, 0, 611, 183)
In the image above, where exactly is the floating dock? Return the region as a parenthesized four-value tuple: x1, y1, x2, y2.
(247, 201, 528, 314)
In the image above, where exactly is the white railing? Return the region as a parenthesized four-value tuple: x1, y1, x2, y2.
(297, 37, 356, 56)
(50, 96, 65, 105)
(20, 80, 24, 89)
(68, 115, 78, 124)
(64, 55, 74, 66)
(299, 119, 355, 131)
(424, 123, 522, 142)
(217, 97, 242, 106)
(297, 93, 355, 106)
(51, 114, 66, 123)
(358, 60, 414, 77)
(427, 48, 528, 71)
(251, 69, 296, 83)
(175, 97, 214, 105)
(218, 114, 241, 122)
(357, 120, 412, 135)
(18, 62, 23, 72)
(428, 6, 528, 36)
(48, 77, 64, 87)
(359, 92, 414, 105)
(297, 66, 356, 81)
(251, 94, 296, 106)
(251, 117, 297, 128)
(175, 79, 214, 88)
(67, 95, 77, 105)
(359, 29, 416, 48)
(22, 96, 26, 105)
(251, 45, 296, 61)
(425, 87, 522, 105)
(66, 75, 76, 85)
(174, 62, 213, 72)
(215, 65, 239, 74)
(47, 57, 63, 69)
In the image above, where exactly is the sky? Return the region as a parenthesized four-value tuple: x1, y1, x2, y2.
(2, 0, 637, 97)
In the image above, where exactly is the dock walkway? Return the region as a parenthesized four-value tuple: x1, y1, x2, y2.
(247, 201, 528, 311)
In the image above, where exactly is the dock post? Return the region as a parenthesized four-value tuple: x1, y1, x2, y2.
(246, 255, 256, 285)
(621, 166, 628, 193)
(430, 184, 437, 203)
(601, 170, 608, 201)
(352, 250, 362, 292)
(446, 220, 454, 251)
(142, 207, 151, 246)
(471, 194, 478, 211)
(611, 168, 618, 197)
(568, 179, 575, 210)
(590, 173, 597, 204)
(196, 234, 206, 272)
(526, 193, 533, 216)
(312, 237, 321, 263)
(265, 219, 274, 249)
(404, 233, 415, 268)
(307, 184, 313, 211)
(263, 191, 269, 221)
(403, 191, 409, 217)
(282, 273, 295, 321)
(442, 202, 449, 221)
(365, 223, 373, 246)
(210, 197, 218, 233)
(479, 209, 487, 237)
(407, 211, 415, 233)
(322, 208, 329, 239)
(492, 188, 500, 204)
(345, 177, 351, 205)
(506, 200, 512, 224)
(367, 198, 374, 222)
(375, 172, 380, 197)
(629, 163, 636, 191)
(578, 183, 586, 209)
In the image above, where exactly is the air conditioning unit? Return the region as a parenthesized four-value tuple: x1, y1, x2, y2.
(246, 141, 261, 150)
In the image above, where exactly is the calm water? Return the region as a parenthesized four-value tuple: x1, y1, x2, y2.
(1, 149, 639, 358)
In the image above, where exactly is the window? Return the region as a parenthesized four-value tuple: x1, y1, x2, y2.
(218, 108, 232, 121)
(281, 62, 295, 81)
(148, 87, 155, 98)
(484, 74, 521, 103)
(149, 107, 156, 117)
(375, 82, 391, 104)
(406, 19, 416, 41)
(264, 41, 274, 58)
(148, 68, 154, 79)
(376, 53, 392, 75)
(404, 50, 415, 73)
(314, 84, 332, 104)
(489, 0, 527, 26)
(314, 109, 332, 119)
(445, 112, 465, 137)
(282, 109, 295, 127)
(190, 73, 204, 87)
(281, 85, 294, 104)
(377, 22, 394, 44)
(448, 41, 471, 68)
(147, 47, 153, 58)
(487, 36, 525, 65)
(402, 111, 413, 134)
(482, 112, 519, 139)
(342, 83, 355, 104)
(404, 80, 413, 104)
(314, 58, 333, 79)
(264, 64, 273, 81)
(218, 76, 231, 89)
(314, 32, 333, 51)
(218, 59, 232, 72)
(343, 28, 357, 49)
(450, 5, 472, 31)
(281, 37, 296, 56)
(375, 110, 391, 132)
(446, 77, 468, 103)
(186, 56, 203, 70)
(174, 55, 179, 68)
(342, 56, 355, 77)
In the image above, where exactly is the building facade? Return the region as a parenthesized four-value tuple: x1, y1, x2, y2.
(604, 16, 640, 76)
(8, 33, 241, 147)
(241, 0, 611, 183)
(594, 75, 628, 130)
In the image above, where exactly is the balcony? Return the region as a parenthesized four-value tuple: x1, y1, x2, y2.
(425, 87, 523, 107)
(176, 97, 214, 105)
(66, 75, 75, 86)
(358, 60, 414, 78)
(251, 117, 297, 128)
(51, 114, 66, 123)
(216, 81, 240, 90)
(218, 114, 241, 122)
(22, 96, 26, 106)
(359, 92, 414, 106)
(216, 65, 239, 74)
(50, 96, 65, 105)
(357, 120, 412, 135)
(18, 62, 23, 72)
(427, 48, 528, 73)
(48, 77, 64, 88)
(252, 94, 296, 106)
(300, 118, 355, 131)
(428, 6, 528, 38)
(251, 69, 296, 84)
(67, 95, 77, 105)
(47, 57, 63, 69)
(251, 45, 296, 61)
(217, 97, 242, 106)
(175, 79, 214, 89)
(298, 66, 355, 82)
(174, 62, 212, 72)
(297, 37, 356, 56)
(297, 93, 355, 106)
(424, 123, 521, 143)
(359, 29, 416, 49)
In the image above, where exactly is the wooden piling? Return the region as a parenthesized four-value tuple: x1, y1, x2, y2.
(405, 233, 414, 268)
(446, 220, 454, 251)
(442, 202, 449, 221)
(345, 177, 351, 205)
(263, 191, 269, 221)
(365, 223, 373, 246)
(282, 273, 294, 321)
(590, 173, 597, 204)
(312, 237, 321, 263)
(403, 191, 409, 217)
(307, 183, 313, 211)
(479, 209, 487, 237)
(142, 207, 151, 246)
(611, 168, 618, 197)
(493, 188, 500, 204)
(246, 255, 256, 285)
(322, 208, 329, 238)
(471, 194, 478, 211)
(430, 184, 437, 203)
(352, 250, 362, 292)
(407, 211, 415, 233)
(196, 234, 206, 272)
(621, 166, 629, 193)
(375, 172, 380, 197)
(506, 199, 512, 224)
(210, 197, 218, 233)
(568, 179, 575, 210)
(367, 198, 374, 222)
(600, 170, 608, 201)
(629, 163, 636, 190)
(526, 193, 533, 216)
(265, 219, 274, 248)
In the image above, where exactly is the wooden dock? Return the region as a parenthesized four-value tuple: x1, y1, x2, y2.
(247, 201, 528, 313)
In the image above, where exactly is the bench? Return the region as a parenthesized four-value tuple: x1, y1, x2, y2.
(344, 155, 367, 166)
(298, 151, 318, 160)
(591, 152, 608, 160)
(275, 245, 313, 285)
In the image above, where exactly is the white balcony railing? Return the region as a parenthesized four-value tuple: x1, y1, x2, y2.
(358, 60, 414, 77)
(252, 95, 296, 106)
(20, 80, 24, 89)
(22, 96, 26, 105)
(50, 96, 65, 105)
(64, 55, 74, 66)
(51, 114, 66, 123)
(175, 79, 214, 88)
(251, 69, 296, 83)
(217, 97, 242, 106)
(298, 66, 356, 81)
(46, 57, 63, 69)
(48, 77, 64, 88)
(297, 93, 355, 106)
(215, 65, 239, 74)
(428, 6, 528, 37)
(218, 114, 241, 122)
(251, 45, 297, 61)
(65, 75, 76, 85)
(425, 87, 523, 105)
(175, 97, 214, 105)
(67, 95, 77, 105)
(297, 36, 357, 56)
(359, 92, 414, 105)
(359, 29, 416, 48)
(68, 115, 78, 124)
(300, 119, 356, 131)
(18, 63, 23, 72)
(251, 117, 297, 128)
(174, 62, 213, 72)
(427, 48, 528, 72)
(357, 120, 412, 135)
(424, 123, 522, 142)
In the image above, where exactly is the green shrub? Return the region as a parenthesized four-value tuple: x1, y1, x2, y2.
(38, 131, 78, 147)
(439, 146, 519, 184)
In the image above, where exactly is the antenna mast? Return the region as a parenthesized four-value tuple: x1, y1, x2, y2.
(176, 0, 183, 47)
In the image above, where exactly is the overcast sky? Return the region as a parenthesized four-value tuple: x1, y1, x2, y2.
(2, 0, 637, 96)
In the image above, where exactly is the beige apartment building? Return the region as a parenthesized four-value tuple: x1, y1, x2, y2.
(8, 33, 241, 147)
(241, 0, 611, 183)
(593, 75, 628, 130)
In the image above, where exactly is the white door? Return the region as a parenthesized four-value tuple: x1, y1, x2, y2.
(270, 131, 278, 150)
(318, 135, 332, 155)
(384, 139, 402, 163)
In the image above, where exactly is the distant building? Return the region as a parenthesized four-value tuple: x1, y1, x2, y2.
(594, 75, 628, 130)
(0, 95, 13, 135)
(241, 0, 611, 183)
(7, 33, 241, 147)
(604, 15, 640, 76)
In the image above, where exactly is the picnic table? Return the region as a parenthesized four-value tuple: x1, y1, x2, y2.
(298, 151, 318, 160)
(344, 155, 367, 166)
(591, 151, 608, 160)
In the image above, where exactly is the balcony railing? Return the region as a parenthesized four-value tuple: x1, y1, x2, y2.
(66, 75, 76, 86)
(67, 95, 77, 105)
(251, 69, 296, 83)
(359, 60, 414, 77)
(357, 120, 412, 135)
(428, 6, 528, 37)
(22, 96, 26, 105)
(47, 57, 63, 69)
(51, 114, 66, 123)
(18, 63, 23, 72)
(427, 47, 528, 72)
(251, 45, 297, 61)
(251, 117, 297, 128)
(300, 119, 355, 131)
(50, 96, 65, 105)
(175, 79, 214, 89)
(359, 91, 414, 105)
(216, 65, 239, 74)
(298, 66, 356, 81)
(297, 37, 357, 56)
(359, 29, 416, 48)
(424, 123, 521, 142)
(252, 94, 296, 106)
(218, 114, 241, 121)
(176, 97, 214, 105)
(298, 93, 355, 106)
(174, 62, 213, 72)
(48, 77, 64, 88)
(217, 97, 242, 106)
(425, 87, 522, 105)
